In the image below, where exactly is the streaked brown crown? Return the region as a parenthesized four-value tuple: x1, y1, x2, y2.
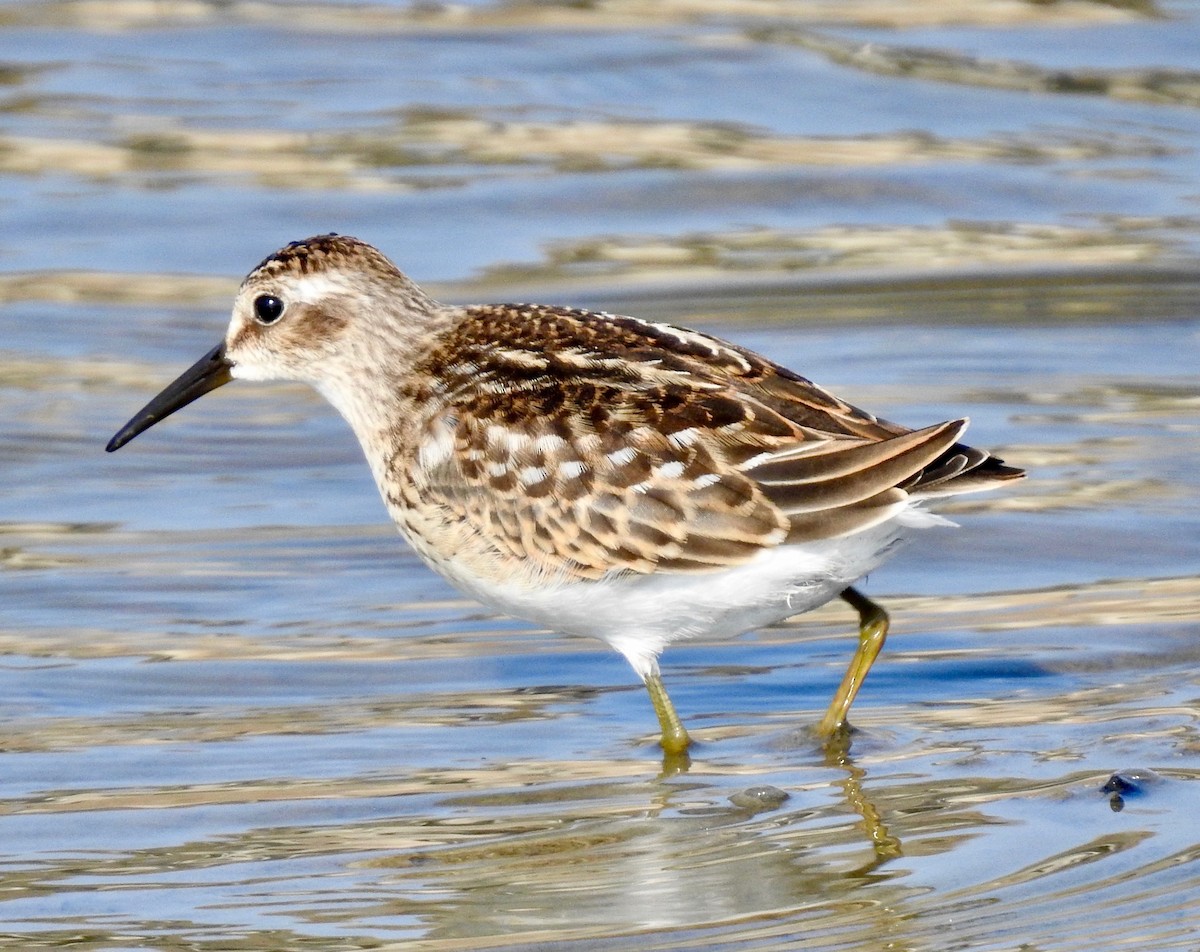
(247, 233, 404, 284)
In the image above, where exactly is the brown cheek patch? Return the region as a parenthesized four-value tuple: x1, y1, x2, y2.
(288, 300, 350, 346)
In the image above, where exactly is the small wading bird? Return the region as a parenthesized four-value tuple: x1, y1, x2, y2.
(108, 234, 1023, 758)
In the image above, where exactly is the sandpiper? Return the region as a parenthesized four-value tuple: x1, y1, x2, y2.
(108, 234, 1023, 756)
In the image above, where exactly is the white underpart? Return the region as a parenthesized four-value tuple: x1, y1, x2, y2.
(423, 503, 946, 683)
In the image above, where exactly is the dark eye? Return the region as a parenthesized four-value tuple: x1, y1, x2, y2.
(253, 294, 285, 325)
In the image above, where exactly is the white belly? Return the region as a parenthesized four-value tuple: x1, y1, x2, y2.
(422, 515, 929, 681)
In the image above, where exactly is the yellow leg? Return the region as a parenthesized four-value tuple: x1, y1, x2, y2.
(816, 586, 889, 737)
(645, 671, 691, 755)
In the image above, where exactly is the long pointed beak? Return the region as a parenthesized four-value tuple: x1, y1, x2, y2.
(106, 342, 234, 452)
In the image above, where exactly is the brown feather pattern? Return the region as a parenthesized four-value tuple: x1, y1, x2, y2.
(376, 302, 1023, 582)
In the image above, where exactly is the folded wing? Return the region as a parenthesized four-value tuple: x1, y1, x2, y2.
(402, 305, 1023, 581)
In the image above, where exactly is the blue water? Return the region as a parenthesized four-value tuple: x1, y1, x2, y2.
(1, 2, 1199, 948)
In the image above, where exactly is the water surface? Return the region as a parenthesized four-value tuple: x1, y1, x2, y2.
(1, 2, 1199, 949)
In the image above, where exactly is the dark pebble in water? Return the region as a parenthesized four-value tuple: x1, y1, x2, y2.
(1102, 768, 1162, 795)
(1102, 768, 1162, 812)
(729, 785, 790, 811)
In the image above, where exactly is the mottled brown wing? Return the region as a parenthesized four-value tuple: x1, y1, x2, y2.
(409, 379, 793, 580)
(401, 304, 1020, 580)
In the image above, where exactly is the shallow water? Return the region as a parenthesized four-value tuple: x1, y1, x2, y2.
(2, 2, 1200, 949)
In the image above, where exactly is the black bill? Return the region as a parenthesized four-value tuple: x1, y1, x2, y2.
(106, 342, 234, 452)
